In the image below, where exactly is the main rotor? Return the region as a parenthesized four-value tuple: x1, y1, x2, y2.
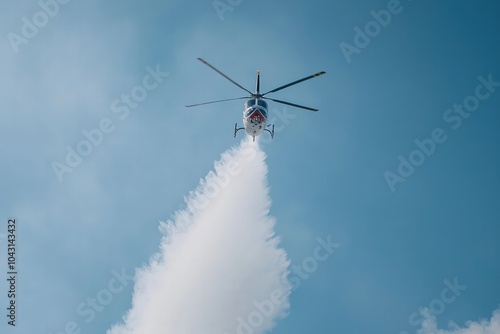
(186, 58, 325, 112)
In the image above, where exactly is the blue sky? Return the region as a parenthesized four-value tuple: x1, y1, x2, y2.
(1, 0, 500, 333)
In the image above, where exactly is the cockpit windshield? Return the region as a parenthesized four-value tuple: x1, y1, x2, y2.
(245, 99, 268, 109)
(244, 99, 256, 109)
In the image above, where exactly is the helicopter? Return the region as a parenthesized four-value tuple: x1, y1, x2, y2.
(186, 58, 325, 141)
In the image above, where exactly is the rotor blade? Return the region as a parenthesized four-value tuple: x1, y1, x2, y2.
(185, 97, 248, 108)
(197, 58, 253, 95)
(262, 71, 326, 96)
(265, 97, 319, 112)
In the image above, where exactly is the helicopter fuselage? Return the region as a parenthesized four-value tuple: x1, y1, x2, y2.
(242, 98, 268, 139)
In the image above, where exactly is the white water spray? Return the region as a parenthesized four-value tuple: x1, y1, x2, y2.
(108, 138, 291, 334)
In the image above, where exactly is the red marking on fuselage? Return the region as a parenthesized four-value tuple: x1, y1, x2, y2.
(248, 109, 265, 122)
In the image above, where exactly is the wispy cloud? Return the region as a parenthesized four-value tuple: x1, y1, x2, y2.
(108, 137, 291, 334)
(416, 308, 500, 334)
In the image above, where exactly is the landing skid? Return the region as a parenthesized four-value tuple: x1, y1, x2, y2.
(264, 124, 275, 139)
(234, 123, 245, 138)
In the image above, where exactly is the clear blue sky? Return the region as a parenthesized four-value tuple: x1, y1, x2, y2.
(1, 0, 499, 333)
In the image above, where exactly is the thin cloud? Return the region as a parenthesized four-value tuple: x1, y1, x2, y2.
(417, 308, 500, 334)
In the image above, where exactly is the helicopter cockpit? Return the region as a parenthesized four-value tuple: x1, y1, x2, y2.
(244, 99, 268, 117)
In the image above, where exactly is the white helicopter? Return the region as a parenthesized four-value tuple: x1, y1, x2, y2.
(186, 58, 325, 141)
